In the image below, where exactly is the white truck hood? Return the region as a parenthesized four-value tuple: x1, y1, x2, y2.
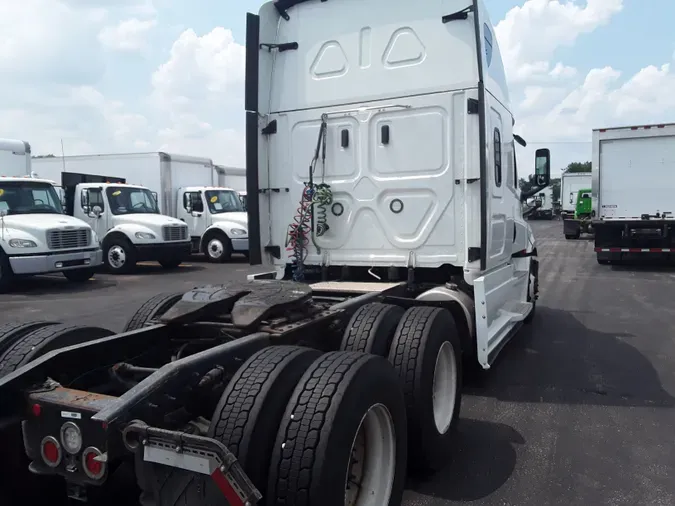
(112, 214, 184, 228)
(212, 212, 248, 228)
(2, 213, 90, 233)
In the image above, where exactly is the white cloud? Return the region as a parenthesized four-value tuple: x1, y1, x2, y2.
(98, 18, 157, 53)
(496, 0, 675, 175)
(495, 0, 623, 83)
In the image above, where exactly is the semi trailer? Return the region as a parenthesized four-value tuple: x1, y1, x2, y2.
(0, 1, 551, 505)
(592, 123, 675, 264)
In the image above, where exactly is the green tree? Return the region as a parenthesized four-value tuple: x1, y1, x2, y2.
(564, 161, 591, 173)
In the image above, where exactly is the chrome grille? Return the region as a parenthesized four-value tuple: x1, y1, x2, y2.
(47, 228, 90, 250)
(162, 224, 188, 241)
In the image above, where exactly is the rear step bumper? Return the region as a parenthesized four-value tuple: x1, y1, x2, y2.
(123, 421, 261, 506)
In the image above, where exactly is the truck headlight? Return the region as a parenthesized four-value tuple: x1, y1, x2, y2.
(230, 228, 247, 236)
(9, 239, 37, 248)
(135, 232, 156, 240)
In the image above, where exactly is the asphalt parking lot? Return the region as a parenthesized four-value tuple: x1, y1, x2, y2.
(1, 220, 674, 506)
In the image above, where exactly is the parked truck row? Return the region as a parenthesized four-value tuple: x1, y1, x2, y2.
(557, 122, 675, 265)
(0, 1, 553, 505)
(0, 148, 249, 289)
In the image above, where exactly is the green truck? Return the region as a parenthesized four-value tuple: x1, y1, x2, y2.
(563, 188, 593, 239)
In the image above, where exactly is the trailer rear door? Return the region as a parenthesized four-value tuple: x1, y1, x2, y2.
(598, 130, 675, 220)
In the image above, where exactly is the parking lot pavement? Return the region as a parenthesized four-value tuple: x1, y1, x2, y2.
(2, 222, 674, 506)
(0, 254, 264, 332)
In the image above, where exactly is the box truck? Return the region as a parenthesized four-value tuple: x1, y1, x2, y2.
(592, 123, 675, 264)
(0, 1, 552, 504)
(527, 185, 553, 220)
(0, 140, 102, 291)
(560, 171, 591, 220)
(31, 154, 193, 273)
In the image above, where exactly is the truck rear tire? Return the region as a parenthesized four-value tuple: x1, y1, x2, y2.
(62, 268, 96, 283)
(267, 351, 407, 506)
(340, 302, 405, 356)
(104, 236, 137, 274)
(387, 306, 462, 473)
(0, 321, 58, 357)
(203, 231, 232, 263)
(0, 323, 114, 377)
(123, 292, 183, 332)
(209, 346, 320, 497)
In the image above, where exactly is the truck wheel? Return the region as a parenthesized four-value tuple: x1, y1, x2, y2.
(203, 231, 232, 263)
(0, 323, 114, 377)
(208, 346, 320, 497)
(0, 249, 14, 293)
(104, 237, 137, 274)
(340, 302, 405, 356)
(123, 292, 183, 332)
(268, 351, 407, 506)
(387, 306, 462, 473)
(0, 321, 58, 358)
(62, 268, 96, 283)
(524, 260, 538, 324)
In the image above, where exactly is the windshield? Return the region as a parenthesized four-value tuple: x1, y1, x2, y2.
(205, 190, 244, 214)
(0, 182, 64, 215)
(106, 186, 159, 215)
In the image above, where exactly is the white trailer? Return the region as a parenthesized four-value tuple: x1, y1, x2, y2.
(592, 122, 675, 264)
(0, 140, 102, 291)
(31, 154, 193, 273)
(560, 171, 591, 219)
(214, 165, 246, 192)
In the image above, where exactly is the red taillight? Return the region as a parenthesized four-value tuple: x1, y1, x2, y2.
(40, 436, 62, 467)
(85, 452, 102, 475)
(31, 403, 41, 417)
(82, 447, 106, 480)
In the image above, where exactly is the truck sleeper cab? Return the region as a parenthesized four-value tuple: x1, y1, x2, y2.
(178, 186, 249, 262)
(0, 176, 102, 291)
(0, 1, 551, 506)
(72, 179, 190, 273)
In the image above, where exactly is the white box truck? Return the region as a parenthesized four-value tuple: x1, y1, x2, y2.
(526, 185, 553, 220)
(560, 171, 591, 220)
(592, 123, 675, 264)
(31, 154, 193, 273)
(0, 140, 102, 291)
(215, 165, 247, 209)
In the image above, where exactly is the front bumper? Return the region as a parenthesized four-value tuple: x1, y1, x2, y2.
(135, 241, 191, 262)
(9, 248, 103, 275)
(231, 238, 249, 253)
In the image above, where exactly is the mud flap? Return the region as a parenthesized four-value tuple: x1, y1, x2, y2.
(125, 421, 262, 506)
(473, 264, 531, 369)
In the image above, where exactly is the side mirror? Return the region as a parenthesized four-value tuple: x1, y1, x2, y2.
(534, 148, 551, 187)
(92, 205, 103, 216)
(0, 209, 7, 218)
(81, 189, 90, 210)
(151, 192, 158, 202)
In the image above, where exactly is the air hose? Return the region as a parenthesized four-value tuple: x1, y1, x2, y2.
(285, 115, 333, 281)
